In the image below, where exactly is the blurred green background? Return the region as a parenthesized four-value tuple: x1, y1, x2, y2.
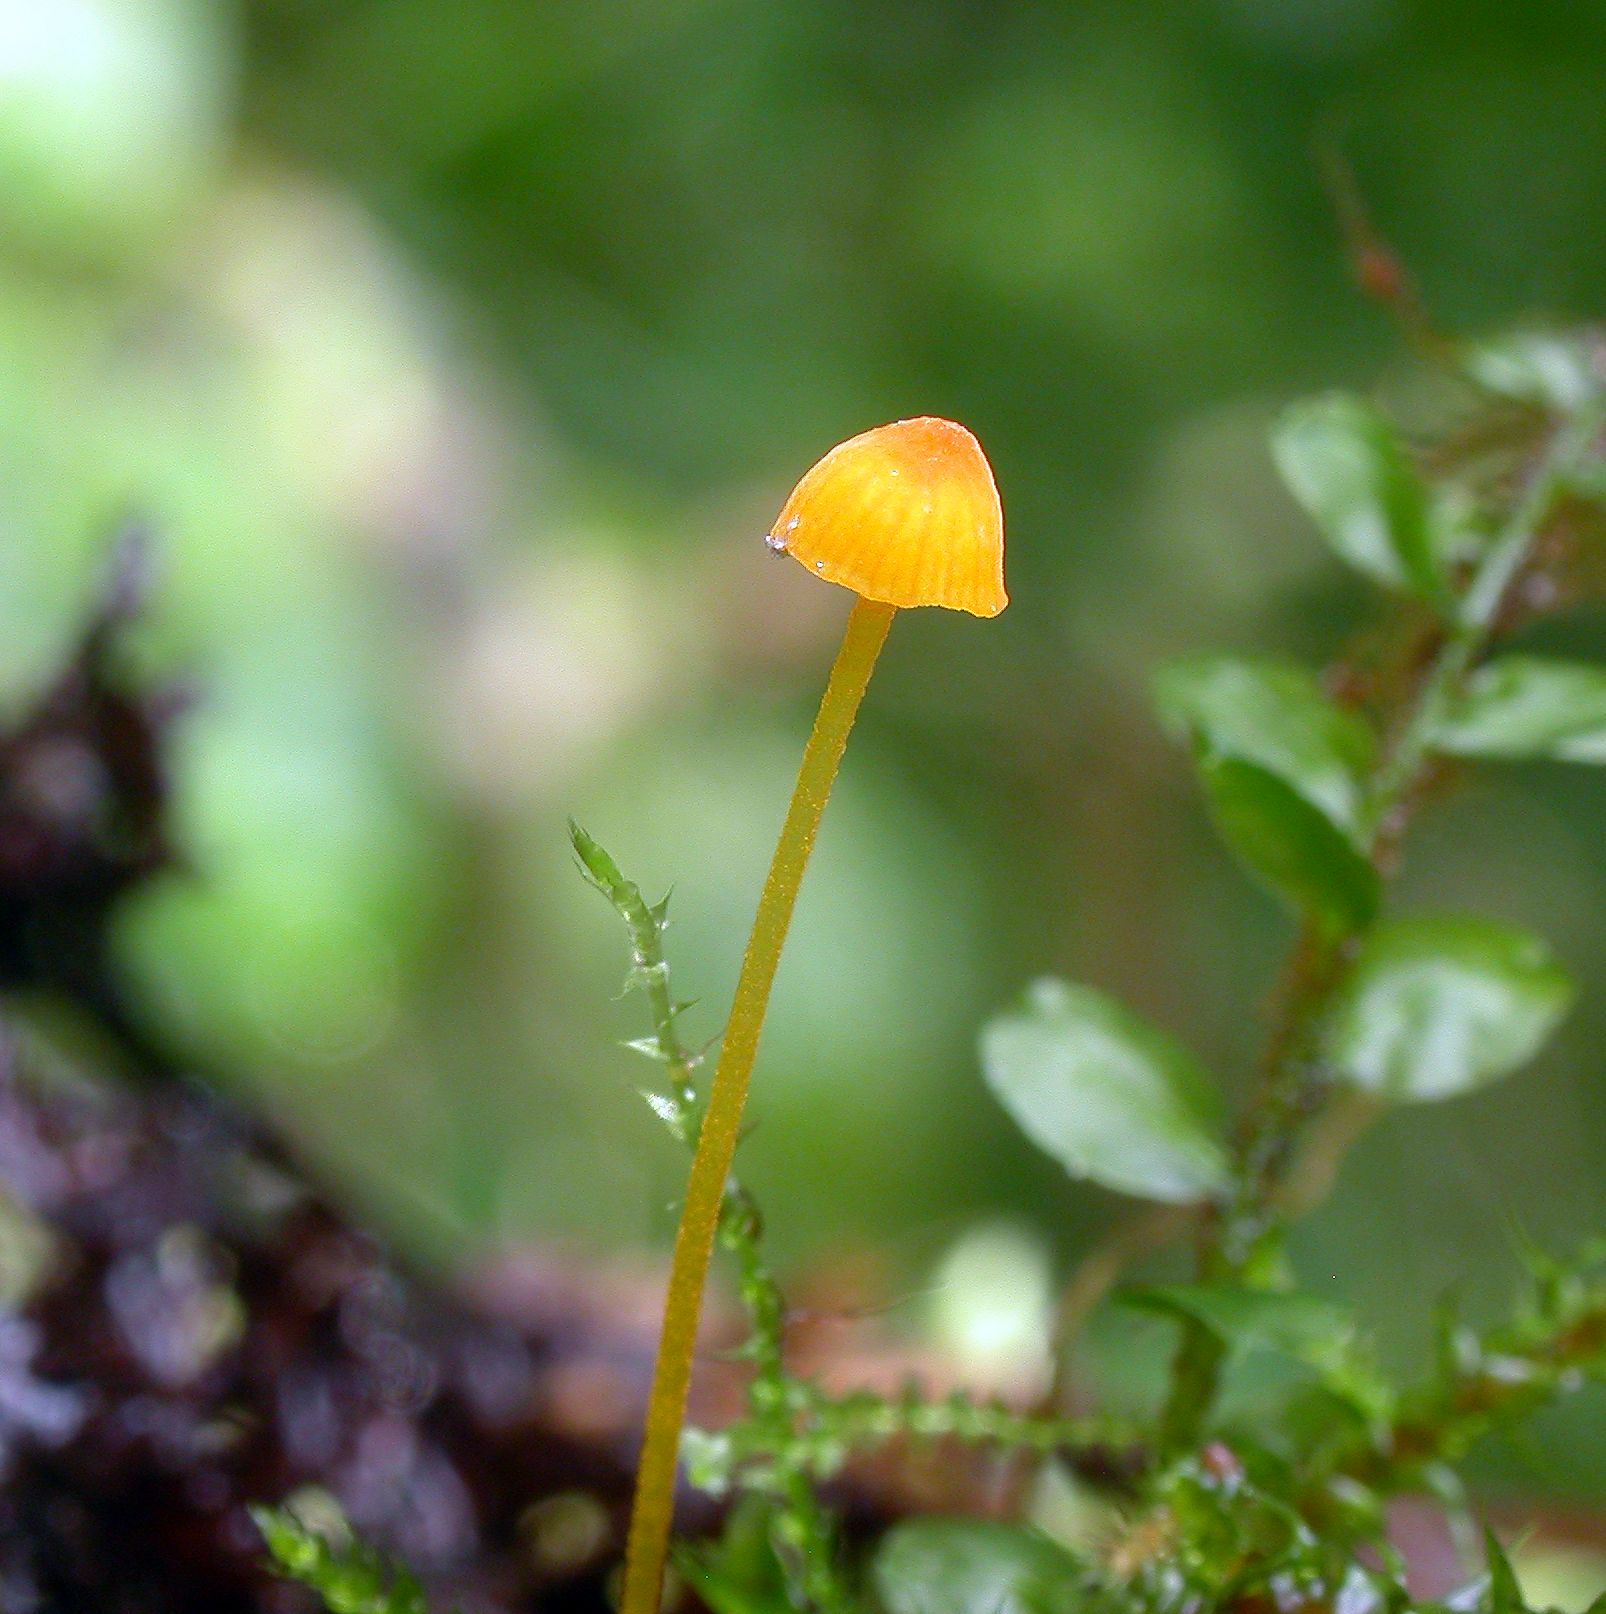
(9, 0, 1606, 1508)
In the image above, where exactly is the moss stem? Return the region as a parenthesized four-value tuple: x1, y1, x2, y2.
(620, 595, 897, 1614)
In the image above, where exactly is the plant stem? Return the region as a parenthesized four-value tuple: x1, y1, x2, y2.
(1048, 1203, 1193, 1407)
(695, 1384, 1136, 1489)
(1159, 1317, 1228, 1456)
(1372, 412, 1595, 812)
(620, 596, 896, 1614)
(1223, 921, 1349, 1269)
(1272, 1090, 1386, 1221)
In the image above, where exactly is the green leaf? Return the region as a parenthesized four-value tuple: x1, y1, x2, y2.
(1466, 332, 1601, 413)
(676, 1498, 794, 1614)
(1124, 1285, 1394, 1425)
(1484, 1527, 1529, 1614)
(1271, 393, 1439, 598)
(1155, 658, 1381, 932)
(676, 1560, 792, 1614)
(873, 1518, 1084, 1614)
(1123, 1285, 1355, 1371)
(1198, 757, 1380, 934)
(1325, 915, 1572, 1103)
(1154, 657, 1375, 843)
(1433, 656, 1606, 763)
(979, 978, 1230, 1204)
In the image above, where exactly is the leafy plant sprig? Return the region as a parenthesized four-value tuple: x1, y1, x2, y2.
(982, 332, 1606, 1435)
(250, 1499, 426, 1614)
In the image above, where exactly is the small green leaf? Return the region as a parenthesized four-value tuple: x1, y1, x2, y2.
(874, 1518, 1084, 1614)
(979, 978, 1230, 1204)
(1156, 658, 1381, 931)
(1434, 656, 1606, 763)
(1484, 1527, 1529, 1614)
(676, 1498, 794, 1614)
(676, 1561, 792, 1614)
(623, 1036, 676, 1062)
(680, 1427, 736, 1497)
(1123, 1285, 1354, 1370)
(1199, 757, 1380, 934)
(1155, 657, 1375, 842)
(1467, 332, 1601, 413)
(253, 1507, 326, 1579)
(1325, 915, 1572, 1103)
(1124, 1285, 1394, 1425)
(1272, 393, 1439, 598)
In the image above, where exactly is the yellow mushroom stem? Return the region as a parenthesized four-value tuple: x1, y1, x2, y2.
(619, 594, 897, 1614)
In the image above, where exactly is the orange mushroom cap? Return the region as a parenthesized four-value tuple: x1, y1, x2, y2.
(767, 416, 1007, 617)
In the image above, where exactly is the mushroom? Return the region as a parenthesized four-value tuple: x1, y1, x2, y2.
(620, 417, 1006, 1614)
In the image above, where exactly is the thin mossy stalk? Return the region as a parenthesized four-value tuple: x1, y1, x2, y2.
(570, 823, 700, 1135)
(717, 1187, 854, 1614)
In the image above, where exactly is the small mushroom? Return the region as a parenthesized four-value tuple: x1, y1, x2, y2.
(766, 415, 1007, 616)
(620, 418, 1008, 1614)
